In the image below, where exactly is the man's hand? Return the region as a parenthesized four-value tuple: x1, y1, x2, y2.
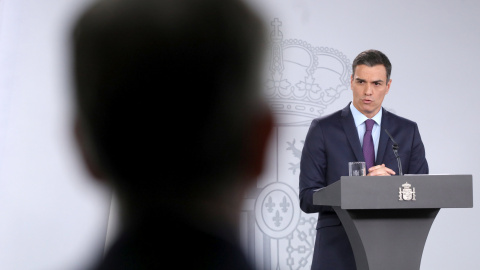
(367, 164, 396, 176)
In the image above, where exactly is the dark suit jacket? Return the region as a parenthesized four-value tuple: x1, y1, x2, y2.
(299, 103, 428, 270)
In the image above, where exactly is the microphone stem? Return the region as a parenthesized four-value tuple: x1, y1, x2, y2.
(393, 148, 403, 176)
(385, 129, 403, 176)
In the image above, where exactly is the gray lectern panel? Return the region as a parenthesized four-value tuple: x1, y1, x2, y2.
(314, 174, 473, 209)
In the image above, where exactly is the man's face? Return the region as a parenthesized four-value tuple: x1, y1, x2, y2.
(351, 64, 391, 118)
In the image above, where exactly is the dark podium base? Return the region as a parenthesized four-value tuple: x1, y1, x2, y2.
(334, 207, 439, 270)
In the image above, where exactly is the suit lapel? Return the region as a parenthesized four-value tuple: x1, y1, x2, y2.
(377, 108, 390, 165)
(341, 104, 364, 162)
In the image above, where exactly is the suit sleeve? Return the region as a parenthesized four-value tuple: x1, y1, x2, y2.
(299, 119, 327, 214)
(406, 123, 429, 174)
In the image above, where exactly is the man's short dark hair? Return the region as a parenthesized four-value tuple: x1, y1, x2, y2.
(352, 49, 392, 81)
(71, 0, 267, 197)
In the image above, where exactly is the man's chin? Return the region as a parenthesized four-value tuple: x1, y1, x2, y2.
(360, 106, 379, 117)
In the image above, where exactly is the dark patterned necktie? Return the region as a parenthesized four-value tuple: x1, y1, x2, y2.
(363, 119, 375, 171)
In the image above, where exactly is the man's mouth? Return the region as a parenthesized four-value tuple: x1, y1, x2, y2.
(362, 98, 373, 103)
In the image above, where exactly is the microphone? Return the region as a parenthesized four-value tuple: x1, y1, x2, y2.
(384, 129, 403, 176)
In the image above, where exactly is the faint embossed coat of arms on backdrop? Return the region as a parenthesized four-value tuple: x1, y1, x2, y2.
(240, 19, 352, 269)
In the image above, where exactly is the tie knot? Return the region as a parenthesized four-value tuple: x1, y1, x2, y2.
(365, 119, 375, 131)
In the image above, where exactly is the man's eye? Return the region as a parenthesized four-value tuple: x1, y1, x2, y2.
(374, 82, 382, 86)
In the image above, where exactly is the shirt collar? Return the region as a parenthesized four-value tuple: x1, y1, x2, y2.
(350, 102, 382, 127)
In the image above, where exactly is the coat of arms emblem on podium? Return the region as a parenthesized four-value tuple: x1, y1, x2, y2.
(399, 182, 416, 201)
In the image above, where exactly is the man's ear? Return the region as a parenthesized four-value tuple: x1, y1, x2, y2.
(74, 115, 107, 181)
(245, 106, 274, 179)
(386, 79, 392, 93)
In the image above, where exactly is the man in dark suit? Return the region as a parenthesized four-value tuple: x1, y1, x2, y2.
(299, 49, 428, 270)
(70, 0, 273, 269)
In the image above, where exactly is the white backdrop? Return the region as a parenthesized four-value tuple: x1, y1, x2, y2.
(0, 0, 479, 269)
(0, 1, 110, 270)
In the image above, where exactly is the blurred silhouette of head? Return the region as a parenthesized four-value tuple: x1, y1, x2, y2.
(71, 0, 270, 207)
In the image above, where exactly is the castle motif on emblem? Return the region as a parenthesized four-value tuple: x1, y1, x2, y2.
(399, 182, 416, 201)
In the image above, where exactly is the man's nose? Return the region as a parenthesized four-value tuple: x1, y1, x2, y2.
(365, 84, 373, 95)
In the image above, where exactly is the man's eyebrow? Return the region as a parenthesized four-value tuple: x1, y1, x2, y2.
(355, 77, 385, 84)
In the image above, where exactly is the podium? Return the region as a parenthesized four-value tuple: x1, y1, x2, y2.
(313, 174, 473, 270)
